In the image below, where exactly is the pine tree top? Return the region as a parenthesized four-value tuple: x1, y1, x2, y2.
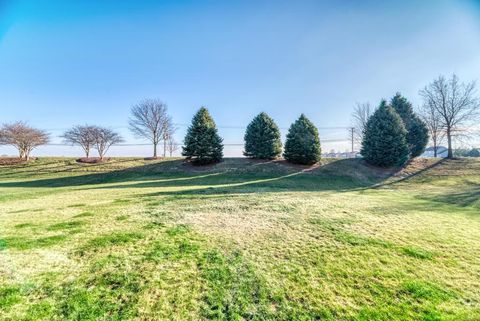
(390, 93, 414, 121)
(190, 107, 217, 129)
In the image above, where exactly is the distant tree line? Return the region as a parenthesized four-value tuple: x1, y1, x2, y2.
(454, 148, 480, 158)
(1, 74, 478, 166)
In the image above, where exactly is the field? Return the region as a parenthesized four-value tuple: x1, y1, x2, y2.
(0, 157, 479, 320)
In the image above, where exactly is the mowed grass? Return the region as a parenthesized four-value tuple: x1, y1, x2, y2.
(0, 157, 479, 320)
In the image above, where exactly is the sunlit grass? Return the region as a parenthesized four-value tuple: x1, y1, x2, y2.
(0, 157, 479, 320)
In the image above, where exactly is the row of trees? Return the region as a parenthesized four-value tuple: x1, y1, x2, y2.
(61, 99, 177, 160)
(182, 108, 321, 165)
(455, 148, 480, 158)
(2, 74, 477, 166)
(244, 112, 321, 164)
(361, 95, 428, 167)
(0, 122, 125, 161)
(353, 74, 480, 163)
(353, 74, 479, 167)
(61, 125, 123, 160)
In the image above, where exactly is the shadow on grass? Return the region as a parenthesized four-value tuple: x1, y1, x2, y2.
(425, 181, 480, 208)
(0, 158, 398, 194)
(0, 158, 145, 179)
(372, 158, 446, 189)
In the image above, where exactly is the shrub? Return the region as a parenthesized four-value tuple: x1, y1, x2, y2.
(361, 100, 410, 167)
(244, 112, 282, 159)
(391, 93, 429, 158)
(182, 107, 223, 165)
(468, 148, 480, 157)
(283, 114, 321, 164)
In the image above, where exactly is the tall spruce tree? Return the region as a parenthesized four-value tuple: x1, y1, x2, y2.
(283, 114, 321, 164)
(182, 107, 223, 165)
(390, 93, 429, 158)
(244, 112, 282, 159)
(361, 100, 410, 167)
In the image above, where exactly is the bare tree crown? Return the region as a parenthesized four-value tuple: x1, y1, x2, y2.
(129, 99, 174, 158)
(61, 125, 96, 158)
(420, 74, 479, 157)
(0, 122, 50, 160)
(91, 126, 123, 159)
(351, 102, 372, 145)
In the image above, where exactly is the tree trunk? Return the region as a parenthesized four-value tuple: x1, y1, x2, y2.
(86, 149, 90, 158)
(153, 143, 157, 158)
(446, 128, 453, 158)
(164, 140, 167, 158)
(433, 139, 437, 157)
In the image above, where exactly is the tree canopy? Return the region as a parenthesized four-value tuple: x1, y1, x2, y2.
(283, 114, 321, 165)
(361, 100, 410, 167)
(244, 112, 282, 159)
(390, 93, 429, 158)
(182, 107, 223, 165)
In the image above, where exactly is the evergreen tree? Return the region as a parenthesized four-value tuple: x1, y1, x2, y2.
(244, 112, 282, 159)
(361, 100, 410, 167)
(390, 93, 429, 158)
(283, 114, 321, 164)
(182, 107, 223, 165)
(408, 115, 429, 157)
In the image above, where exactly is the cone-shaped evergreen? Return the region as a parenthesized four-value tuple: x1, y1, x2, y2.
(283, 114, 321, 164)
(361, 100, 409, 167)
(390, 93, 429, 158)
(244, 112, 282, 159)
(182, 107, 223, 165)
(407, 115, 429, 157)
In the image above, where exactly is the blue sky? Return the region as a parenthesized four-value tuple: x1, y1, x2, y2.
(1, 0, 479, 156)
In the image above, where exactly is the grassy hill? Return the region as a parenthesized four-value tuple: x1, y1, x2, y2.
(0, 157, 479, 320)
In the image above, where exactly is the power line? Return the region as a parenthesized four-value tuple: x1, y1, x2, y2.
(43, 124, 352, 131)
(44, 138, 350, 147)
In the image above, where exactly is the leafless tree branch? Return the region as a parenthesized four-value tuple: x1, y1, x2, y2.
(61, 125, 97, 158)
(419, 74, 480, 158)
(129, 99, 170, 158)
(350, 102, 372, 146)
(0, 122, 50, 160)
(90, 126, 123, 160)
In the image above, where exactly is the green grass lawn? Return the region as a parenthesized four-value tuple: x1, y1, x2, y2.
(0, 157, 479, 320)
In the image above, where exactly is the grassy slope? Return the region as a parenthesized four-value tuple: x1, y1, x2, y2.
(0, 157, 479, 321)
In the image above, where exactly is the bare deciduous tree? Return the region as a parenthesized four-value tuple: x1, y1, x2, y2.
(61, 125, 96, 158)
(167, 138, 178, 157)
(129, 99, 170, 158)
(0, 122, 49, 160)
(164, 122, 178, 157)
(162, 116, 176, 157)
(420, 74, 480, 158)
(418, 103, 443, 157)
(351, 102, 372, 145)
(91, 126, 123, 160)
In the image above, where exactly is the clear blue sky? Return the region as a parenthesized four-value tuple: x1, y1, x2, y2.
(1, 0, 479, 156)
